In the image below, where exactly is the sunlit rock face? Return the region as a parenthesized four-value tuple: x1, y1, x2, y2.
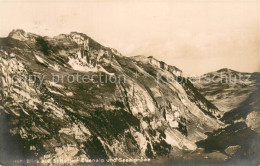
(140, 56, 182, 77)
(0, 30, 224, 164)
(246, 111, 260, 132)
(225, 145, 241, 156)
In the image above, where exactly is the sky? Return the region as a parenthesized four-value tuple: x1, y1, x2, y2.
(0, 0, 259, 75)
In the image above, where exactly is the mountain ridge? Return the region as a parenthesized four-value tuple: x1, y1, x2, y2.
(191, 68, 260, 116)
(1, 29, 248, 164)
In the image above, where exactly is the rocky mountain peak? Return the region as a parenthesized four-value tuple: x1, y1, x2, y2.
(216, 68, 238, 74)
(0, 30, 226, 164)
(8, 29, 28, 40)
(131, 55, 182, 77)
(8, 29, 39, 41)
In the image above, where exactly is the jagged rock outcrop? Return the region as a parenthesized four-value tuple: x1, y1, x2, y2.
(135, 55, 182, 76)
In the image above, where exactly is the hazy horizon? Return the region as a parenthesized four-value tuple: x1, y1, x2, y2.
(0, 0, 259, 75)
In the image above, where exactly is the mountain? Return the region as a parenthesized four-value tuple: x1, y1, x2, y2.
(191, 68, 260, 165)
(190, 68, 260, 116)
(0, 30, 224, 164)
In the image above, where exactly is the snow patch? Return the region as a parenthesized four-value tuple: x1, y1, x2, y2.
(47, 87, 64, 96)
(52, 64, 60, 71)
(68, 56, 92, 72)
(49, 81, 64, 89)
(35, 55, 47, 64)
(65, 92, 73, 96)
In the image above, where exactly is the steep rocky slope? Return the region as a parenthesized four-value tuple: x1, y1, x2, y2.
(191, 68, 260, 165)
(0, 30, 224, 164)
(196, 85, 260, 166)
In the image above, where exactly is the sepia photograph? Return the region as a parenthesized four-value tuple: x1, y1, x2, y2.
(0, 0, 259, 165)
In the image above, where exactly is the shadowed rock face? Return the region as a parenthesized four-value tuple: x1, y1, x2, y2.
(192, 68, 260, 165)
(196, 85, 260, 165)
(1, 29, 248, 165)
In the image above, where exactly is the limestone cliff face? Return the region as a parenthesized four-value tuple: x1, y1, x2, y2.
(0, 30, 222, 164)
(138, 56, 182, 76)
